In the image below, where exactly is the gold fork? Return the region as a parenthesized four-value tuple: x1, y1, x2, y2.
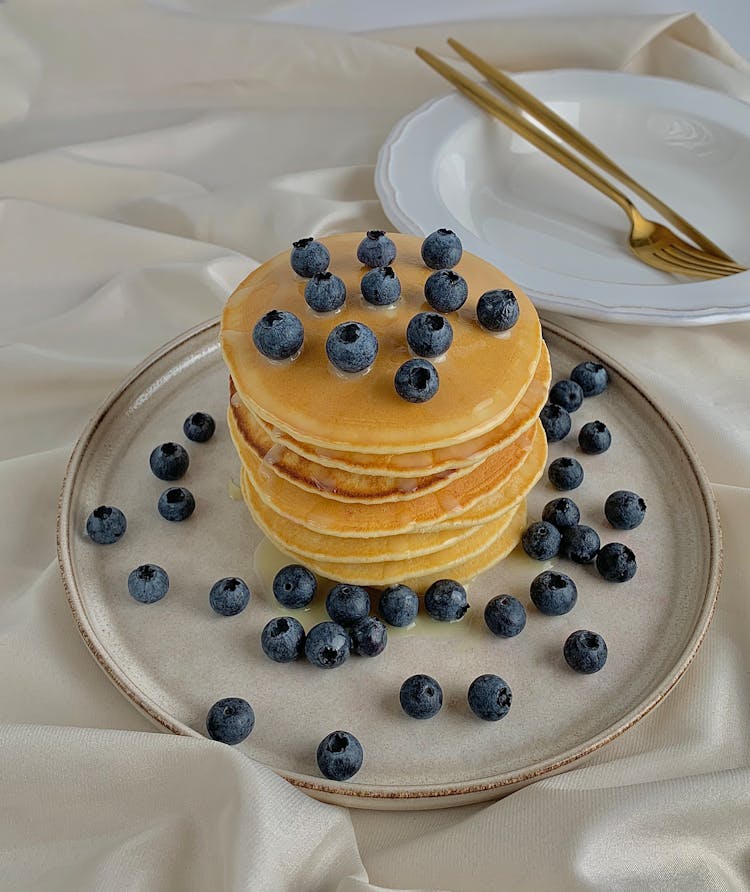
(415, 46, 746, 279)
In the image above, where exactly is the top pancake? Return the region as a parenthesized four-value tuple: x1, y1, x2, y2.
(222, 233, 542, 454)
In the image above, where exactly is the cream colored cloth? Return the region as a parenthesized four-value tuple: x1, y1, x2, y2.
(1, 4, 749, 890)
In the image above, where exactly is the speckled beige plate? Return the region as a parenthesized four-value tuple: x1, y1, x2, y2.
(57, 318, 721, 810)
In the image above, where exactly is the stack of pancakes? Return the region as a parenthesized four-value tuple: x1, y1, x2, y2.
(221, 233, 549, 591)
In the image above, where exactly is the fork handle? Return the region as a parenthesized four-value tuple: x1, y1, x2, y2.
(416, 48, 637, 218)
(446, 39, 734, 262)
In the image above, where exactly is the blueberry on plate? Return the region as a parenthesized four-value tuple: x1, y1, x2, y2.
(559, 524, 601, 564)
(325, 583, 370, 626)
(542, 497, 580, 530)
(571, 360, 609, 397)
(522, 520, 562, 560)
(290, 237, 330, 277)
(261, 616, 306, 663)
(484, 595, 526, 637)
(564, 630, 608, 674)
(394, 358, 439, 403)
(578, 420, 612, 455)
(406, 312, 453, 358)
(604, 490, 646, 530)
(253, 310, 304, 361)
(424, 578, 469, 621)
(378, 584, 419, 627)
(157, 486, 195, 522)
(127, 564, 169, 604)
(317, 730, 363, 781)
(349, 616, 388, 657)
(86, 505, 127, 544)
(326, 321, 378, 373)
(476, 289, 519, 332)
(272, 564, 317, 609)
(209, 577, 250, 616)
(421, 228, 463, 269)
(467, 674, 512, 721)
(539, 403, 571, 443)
(549, 379, 584, 413)
(206, 697, 255, 744)
(304, 621, 351, 669)
(149, 442, 189, 481)
(399, 674, 443, 719)
(357, 230, 397, 268)
(361, 266, 401, 306)
(548, 457, 584, 491)
(530, 570, 578, 616)
(183, 411, 215, 443)
(596, 542, 637, 582)
(304, 272, 347, 313)
(423, 269, 468, 313)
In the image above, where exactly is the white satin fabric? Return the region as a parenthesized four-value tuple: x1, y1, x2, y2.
(1, 4, 749, 890)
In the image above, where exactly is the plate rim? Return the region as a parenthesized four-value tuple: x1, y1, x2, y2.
(57, 315, 723, 806)
(375, 68, 750, 326)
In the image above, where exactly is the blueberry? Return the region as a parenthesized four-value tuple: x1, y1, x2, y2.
(539, 404, 571, 442)
(467, 674, 512, 721)
(304, 272, 347, 313)
(394, 358, 439, 403)
(564, 630, 608, 673)
(325, 583, 370, 626)
(549, 380, 584, 413)
(304, 621, 350, 669)
(548, 457, 584, 491)
(604, 490, 646, 530)
(261, 616, 306, 663)
(542, 497, 580, 529)
(484, 595, 526, 637)
(149, 442, 189, 481)
(571, 361, 609, 397)
(253, 309, 304, 361)
(596, 542, 637, 582)
(206, 697, 255, 744)
(560, 524, 601, 564)
(127, 564, 169, 604)
(183, 411, 215, 443)
(290, 237, 330, 277)
(361, 266, 401, 306)
(326, 321, 378, 373)
(406, 312, 453, 358)
(522, 521, 562, 560)
(530, 570, 578, 616)
(578, 420, 612, 455)
(421, 228, 463, 269)
(349, 616, 387, 657)
(399, 674, 443, 719)
(378, 584, 419, 627)
(157, 486, 195, 522)
(424, 578, 469, 622)
(272, 564, 317, 609)
(357, 230, 397, 268)
(423, 270, 468, 313)
(476, 289, 519, 332)
(209, 577, 250, 616)
(86, 505, 126, 545)
(316, 730, 363, 781)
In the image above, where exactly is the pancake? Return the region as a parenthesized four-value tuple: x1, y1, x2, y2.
(254, 341, 551, 477)
(234, 413, 544, 538)
(241, 468, 522, 587)
(222, 233, 542, 453)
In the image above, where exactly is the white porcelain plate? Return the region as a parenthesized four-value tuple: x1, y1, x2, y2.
(376, 70, 750, 325)
(58, 319, 721, 809)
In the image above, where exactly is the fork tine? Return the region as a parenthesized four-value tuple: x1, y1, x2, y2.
(652, 248, 729, 279)
(663, 243, 746, 275)
(660, 245, 743, 277)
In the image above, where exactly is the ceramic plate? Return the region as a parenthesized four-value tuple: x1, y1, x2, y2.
(57, 318, 721, 809)
(376, 70, 750, 325)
